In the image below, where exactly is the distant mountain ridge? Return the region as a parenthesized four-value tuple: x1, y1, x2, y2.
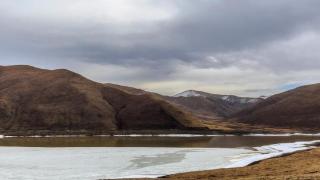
(166, 90, 263, 120)
(174, 90, 262, 104)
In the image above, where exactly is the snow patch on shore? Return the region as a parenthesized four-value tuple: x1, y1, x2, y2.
(244, 133, 320, 137)
(225, 140, 320, 168)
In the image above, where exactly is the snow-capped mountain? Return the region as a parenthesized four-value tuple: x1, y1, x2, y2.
(174, 90, 262, 105)
(220, 95, 261, 104)
(169, 90, 263, 119)
(173, 90, 202, 97)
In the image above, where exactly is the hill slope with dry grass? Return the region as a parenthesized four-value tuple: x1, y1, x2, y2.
(0, 65, 208, 134)
(234, 83, 320, 130)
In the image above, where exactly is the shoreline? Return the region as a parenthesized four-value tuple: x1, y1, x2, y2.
(0, 127, 317, 137)
(116, 140, 320, 179)
(1, 132, 320, 138)
(0, 134, 319, 179)
(163, 147, 320, 179)
(224, 140, 320, 168)
(0, 129, 254, 137)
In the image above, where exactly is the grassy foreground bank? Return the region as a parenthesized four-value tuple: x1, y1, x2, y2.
(126, 148, 320, 180)
(165, 148, 320, 180)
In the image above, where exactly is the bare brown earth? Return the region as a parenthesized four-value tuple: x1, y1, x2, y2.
(104, 83, 146, 95)
(0, 65, 208, 135)
(129, 148, 320, 180)
(234, 83, 320, 131)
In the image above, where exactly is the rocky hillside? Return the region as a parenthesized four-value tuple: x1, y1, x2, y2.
(234, 83, 320, 130)
(0, 65, 207, 134)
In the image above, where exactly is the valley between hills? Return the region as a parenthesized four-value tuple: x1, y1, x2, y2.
(0, 65, 320, 136)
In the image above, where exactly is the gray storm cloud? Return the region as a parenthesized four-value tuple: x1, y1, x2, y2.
(1, 0, 320, 96)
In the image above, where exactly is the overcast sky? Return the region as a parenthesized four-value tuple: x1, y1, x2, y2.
(1, 0, 320, 97)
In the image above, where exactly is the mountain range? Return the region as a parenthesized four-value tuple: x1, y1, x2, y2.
(167, 90, 263, 120)
(0, 65, 319, 135)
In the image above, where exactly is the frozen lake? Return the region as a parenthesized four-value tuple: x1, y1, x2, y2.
(0, 135, 319, 179)
(0, 147, 252, 179)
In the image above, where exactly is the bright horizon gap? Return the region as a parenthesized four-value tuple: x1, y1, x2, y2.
(0, 63, 307, 98)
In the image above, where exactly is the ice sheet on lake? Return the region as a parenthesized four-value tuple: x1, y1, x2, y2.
(225, 140, 320, 168)
(0, 140, 319, 179)
(0, 147, 250, 180)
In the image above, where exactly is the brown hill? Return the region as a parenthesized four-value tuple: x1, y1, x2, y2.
(234, 83, 320, 130)
(0, 65, 207, 134)
(104, 83, 146, 95)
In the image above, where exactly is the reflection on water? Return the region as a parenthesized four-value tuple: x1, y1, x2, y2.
(128, 150, 193, 169)
(0, 135, 319, 148)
